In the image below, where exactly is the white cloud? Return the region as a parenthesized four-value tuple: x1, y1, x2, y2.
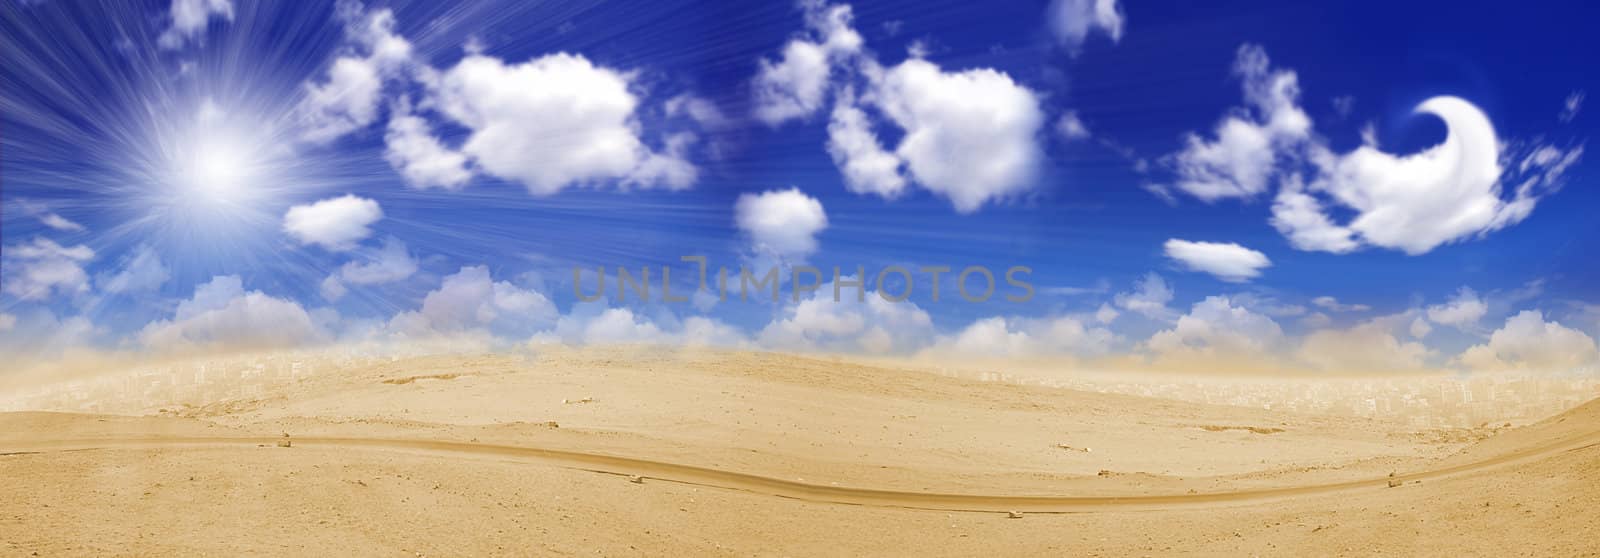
(826, 94, 907, 198)
(1163, 239, 1271, 283)
(8, 238, 91, 264)
(1145, 295, 1285, 366)
(1560, 90, 1584, 123)
(11, 199, 85, 232)
(533, 304, 749, 348)
(1, 237, 94, 301)
(283, 195, 383, 251)
(752, 1, 863, 125)
(1113, 272, 1176, 321)
(755, 41, 831, 125)
(692, 289, 721, 313)
(1170, 44, 1311, 201)
(171, 275, 245, 318)
(1457, 310, 1599, 373)
(297, 8, 412, 143)
(575, 307, 667, 344)
(387, 266, 557, 339)
(1298, 319, 1430, 373)
(871, 58, 1046, 213)
(430, 53, 696, 194)
(38, 213, 84, 233)
(1426, 287, 1488, 330)
(1047, 0, 1125, 52)
(923, 315, 1116, 359)
(1094, 303, 1120, 324)
(0, 310, 95, 359)
(735, 188, 829, 259)
(384, 107, 472, 190)
(758, 279, 935, 354)
(680, 316, 751, 348)
(1409, 316, 1433, 339)
(627, 132, 700, 189)
(337, 237, 418, 285)
(96, 244, 170, 294)
(322, 237, 419, 301)
(756, 3, 1047, 213)
(1293, 97, 1578, 255)
(1270, 174, 1360, 253)
(320, 275, 349, 302)
(1172, 45, 1582, 255)
(158, 0, 234, 50)
(935, 317, 1032, 358)
(664, 94, 731, 129)
(1311, 296, 1370, 313)
(140, 275, 328, 351)
(1055, 110, 1091, 140)
(1228, 292, 1306, 318)
(1300, 312, 1332, 329)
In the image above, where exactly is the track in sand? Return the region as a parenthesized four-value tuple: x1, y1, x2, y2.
(9, 428, 1599, 514)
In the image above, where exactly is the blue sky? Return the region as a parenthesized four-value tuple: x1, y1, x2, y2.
(1, 0, 1597, 375)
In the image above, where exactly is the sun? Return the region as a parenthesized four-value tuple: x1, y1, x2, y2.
(119, 93, 314, 264)
(166, 100, 272, 208)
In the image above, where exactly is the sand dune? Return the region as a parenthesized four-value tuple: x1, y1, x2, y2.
(2, 349, 1596, 555)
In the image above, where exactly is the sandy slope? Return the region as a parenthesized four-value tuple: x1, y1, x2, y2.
(186, 349, 1465, 492)
(2, 348, 1596, 556)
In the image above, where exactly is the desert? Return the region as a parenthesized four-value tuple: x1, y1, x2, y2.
(6, 0, 1600, 555)
(3, 348, 1596, 556)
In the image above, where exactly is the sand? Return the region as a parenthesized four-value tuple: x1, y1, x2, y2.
(2, 348, 1596, 556)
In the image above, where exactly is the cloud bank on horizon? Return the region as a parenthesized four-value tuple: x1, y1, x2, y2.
(1, 0, 1596, 376)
